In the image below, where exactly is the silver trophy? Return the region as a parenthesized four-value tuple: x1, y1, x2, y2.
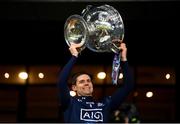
(64, 4, 124, 53)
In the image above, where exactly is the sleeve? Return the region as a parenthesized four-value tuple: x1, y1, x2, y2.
(109, 61, 134, 111)
(57, 56, 78, 110)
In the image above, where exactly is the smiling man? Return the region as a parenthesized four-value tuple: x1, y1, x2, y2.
(71, 73, 93, 96)
(58, 42, 134, 123)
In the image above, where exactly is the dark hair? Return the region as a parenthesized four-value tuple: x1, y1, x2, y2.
(71, 72, 93, 85)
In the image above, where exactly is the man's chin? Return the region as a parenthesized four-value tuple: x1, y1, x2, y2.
(83, 92, 92, 96)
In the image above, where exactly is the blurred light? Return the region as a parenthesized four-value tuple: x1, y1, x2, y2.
(70, 91, 76, 97)
(114, 110, 120, 117)
(4, 73, 10, 79)
(119, 73, 123, 79)
(165, 73, 170, 79)
(97, 72, 106, 79)
(38, 72, 44, 79)
(19, 72, 28, 80)
(131, 117, 137, 122)
(134, 91, 138, 97)
(146, 91, 153, 98)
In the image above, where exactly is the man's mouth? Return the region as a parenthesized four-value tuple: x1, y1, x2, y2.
(83, 86, 90, 90)
(84, 84, 89, 86)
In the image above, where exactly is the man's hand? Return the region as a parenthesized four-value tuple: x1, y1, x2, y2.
(69, 43, 81, 57)
(119, 43, 127, 61)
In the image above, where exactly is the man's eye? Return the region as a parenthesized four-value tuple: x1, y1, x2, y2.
(79, 80, 85, 83)
(87, 79, 91, 82)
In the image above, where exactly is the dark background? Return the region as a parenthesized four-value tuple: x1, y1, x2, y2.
(0, 1, 179, 66)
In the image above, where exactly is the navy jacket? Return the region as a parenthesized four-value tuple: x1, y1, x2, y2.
(58, 56, 134, 123)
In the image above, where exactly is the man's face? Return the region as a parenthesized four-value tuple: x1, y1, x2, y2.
(72, 74, 93, 96)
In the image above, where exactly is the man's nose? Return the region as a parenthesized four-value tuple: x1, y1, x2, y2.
(84, 81, 90, 85)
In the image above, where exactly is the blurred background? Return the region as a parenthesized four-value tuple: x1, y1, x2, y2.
(0, 0, 179, 123)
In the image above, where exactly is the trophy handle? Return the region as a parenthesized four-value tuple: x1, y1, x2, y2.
(81, 5, 93, 16)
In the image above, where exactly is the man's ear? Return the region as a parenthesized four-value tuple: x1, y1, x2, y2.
(72, 85, 77, 91)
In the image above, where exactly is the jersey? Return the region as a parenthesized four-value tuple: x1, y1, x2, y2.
(58, 56, 134, 123)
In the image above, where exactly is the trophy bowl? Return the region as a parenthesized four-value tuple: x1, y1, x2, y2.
(64, 4, 124, 53)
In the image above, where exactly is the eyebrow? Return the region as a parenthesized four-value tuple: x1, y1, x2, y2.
(78, 78, 91, 82)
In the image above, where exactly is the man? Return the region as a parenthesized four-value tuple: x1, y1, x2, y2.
(58, 42, 134, 123)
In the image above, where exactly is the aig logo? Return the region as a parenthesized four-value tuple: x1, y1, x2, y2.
(80, 108, 103, 122)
